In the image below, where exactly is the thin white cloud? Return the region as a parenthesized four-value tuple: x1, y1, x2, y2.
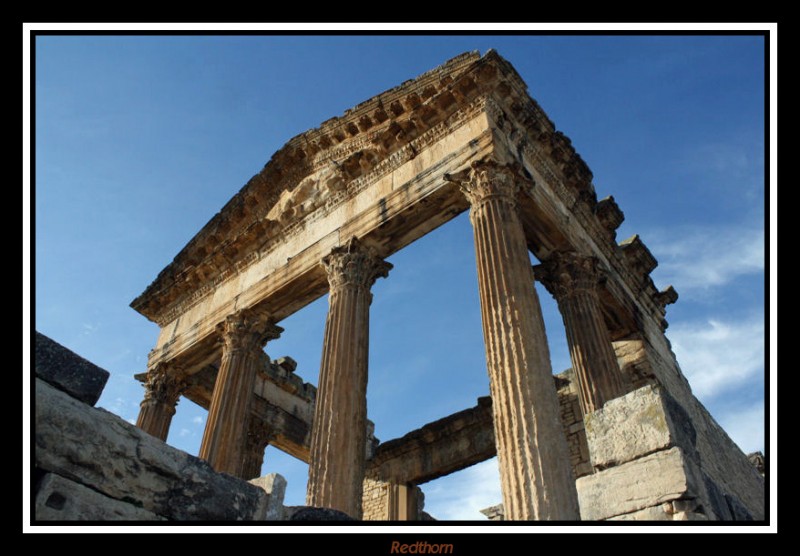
(647, 226, 764, 295)
(715, 402, 765, 454)
(178, 428, 191, 437)
(668, 314, 764, 401)
(192, 416, 204, 425)
(421, 458, 502, 520)
(691, 142, 753, 176)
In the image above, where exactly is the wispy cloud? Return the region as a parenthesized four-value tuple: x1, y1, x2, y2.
(682, 139, 764, 201)
(690, 142, 756, 177)
(179, 428, 191, 437)
(648, 225, 764, 295)
(668, 314, 764, 401)
(422, 458, 502, 520)
(192, 416, 204, 425)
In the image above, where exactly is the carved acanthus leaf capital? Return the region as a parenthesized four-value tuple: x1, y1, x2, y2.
(322, 237, 392, 291)
(142, 361, 187, 407)
(445, 159, 521, 209)
(217, 307, 284, 353)
(534, 251, 605, 301)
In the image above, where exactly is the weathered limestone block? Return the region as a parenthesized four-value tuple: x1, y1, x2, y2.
(35, 331, 109, 406)
(606, 505, 673, 521)
(36, 379, 269, 521)
(249, 473, 287, 520)
(584, 384, 697, 470)
(576, 447, 699, 520)
(35, 473, 165, 521)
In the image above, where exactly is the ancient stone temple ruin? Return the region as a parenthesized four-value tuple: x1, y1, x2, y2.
(68, 50, 762, 521)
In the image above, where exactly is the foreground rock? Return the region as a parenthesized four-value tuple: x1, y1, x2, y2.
(34, 331, 109, 406)
(35, 378, 283, 521)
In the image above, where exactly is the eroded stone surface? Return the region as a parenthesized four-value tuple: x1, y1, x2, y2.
(584, 385, 697, 470)
(36, 379, 268, 521)
(606, 505, 673, 521)
(35, 473, 165, 521)
(35, 331, 109, 406)
(576, 447, 697, 520)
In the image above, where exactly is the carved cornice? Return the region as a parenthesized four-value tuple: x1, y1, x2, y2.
(147, 96, 487, 328)
(534, 252, 605, 302)
(142, 361, 187, 408)
(132, 48, 674, 336)
(594, 196, 625, 238)
(322, 237, 392, 291)
(131, 52, 483, 320)
(217, 308, 283, 354)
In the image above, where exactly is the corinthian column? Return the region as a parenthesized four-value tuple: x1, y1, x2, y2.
(447, 160, 580, 520)
(536, 252, 626, 415)
(135, 362, 186, 441)
(306, 237, 391, 518)
(198, 308, 283, 477)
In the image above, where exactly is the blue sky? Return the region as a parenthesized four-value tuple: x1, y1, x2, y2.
(33, 34, 768, 520)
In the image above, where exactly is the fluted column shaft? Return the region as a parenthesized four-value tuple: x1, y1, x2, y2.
(240, 419, 275, 480)
(199, 308, 282, 476)
(537, 252, 626, 415)
(136, 362, 186, 441)
(306, 237, 391, 518)
(450, 160, 580, 520)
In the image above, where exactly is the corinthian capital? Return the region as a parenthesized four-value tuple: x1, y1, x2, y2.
(534, 251, 604, 301)
(217, 308, 284, 353)
(142, 361, 187, 406)
(445, 159, 520, 209)
(322, 237, 392, 291)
